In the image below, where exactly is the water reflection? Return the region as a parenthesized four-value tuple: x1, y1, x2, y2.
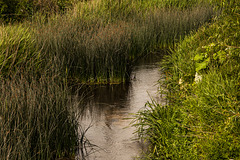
(80, 83, 130, 121)
(78, 53, 164, 160)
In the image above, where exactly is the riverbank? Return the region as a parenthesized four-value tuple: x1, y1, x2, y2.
(134, 1, 240, 159)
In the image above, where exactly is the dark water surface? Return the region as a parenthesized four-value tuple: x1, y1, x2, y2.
(78, 53, 164, 160)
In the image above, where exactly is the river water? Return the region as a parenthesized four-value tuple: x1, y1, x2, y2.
(78, 53, 164, 160)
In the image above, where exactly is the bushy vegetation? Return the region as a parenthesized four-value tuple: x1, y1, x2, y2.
(134, 1, 240, 159)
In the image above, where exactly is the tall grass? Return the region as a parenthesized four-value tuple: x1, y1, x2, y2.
(0, 24, 42, 78)
(31, 0, 215, 83)
(0, 23, 82, 160)
(0, 0, 216, 83)
(0, 74, 81, 159)
(133, 100, 197, 159)
(72, 0, 212, 22)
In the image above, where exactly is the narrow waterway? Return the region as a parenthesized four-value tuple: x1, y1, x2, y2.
(78, 53, 165, 160)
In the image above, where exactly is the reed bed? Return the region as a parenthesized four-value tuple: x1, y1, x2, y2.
(0, 0, 216, 84)
(32, 1, 215, 83)
(0, 24, 82, 160)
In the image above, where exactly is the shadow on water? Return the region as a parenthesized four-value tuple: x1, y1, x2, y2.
(76, 52, 166, 160)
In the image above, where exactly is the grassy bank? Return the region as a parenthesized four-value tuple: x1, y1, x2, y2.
(134, 1, 240, 159)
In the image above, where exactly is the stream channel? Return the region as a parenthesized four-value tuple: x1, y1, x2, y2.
(78, 53, 165, 160)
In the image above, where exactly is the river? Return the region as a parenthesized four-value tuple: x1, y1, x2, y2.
(77, 53, 165, 160)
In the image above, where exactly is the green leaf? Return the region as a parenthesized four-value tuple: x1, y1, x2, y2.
(218, 50, 227, 63)
(195, 59, 209, 72)
(194, 53, 205, 62)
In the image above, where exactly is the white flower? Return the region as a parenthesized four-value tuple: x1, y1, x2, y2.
(209, 43, 215, 47)
(179, 78, 183, 84)
(194, 72, 202, 83)
(225, 47, 231, 51)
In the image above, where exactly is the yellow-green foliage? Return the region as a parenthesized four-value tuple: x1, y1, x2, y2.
(135, 2, 240, 159)
(0, 24, 41, 77)
(70, 0, 212, 22)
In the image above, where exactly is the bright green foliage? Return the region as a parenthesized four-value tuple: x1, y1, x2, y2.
(0, 24, 42, 78)
(134, 100, 198, 159)
(193, 8, 240, 72)
(134, 1, 240, 159)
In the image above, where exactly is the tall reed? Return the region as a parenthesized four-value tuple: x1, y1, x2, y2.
(0, 24, 82, 159)
(1, 0, 215, 84)
(0, 24, 42, 78)
(0, 74, 81, 159)
(32, 1, 215, 83)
